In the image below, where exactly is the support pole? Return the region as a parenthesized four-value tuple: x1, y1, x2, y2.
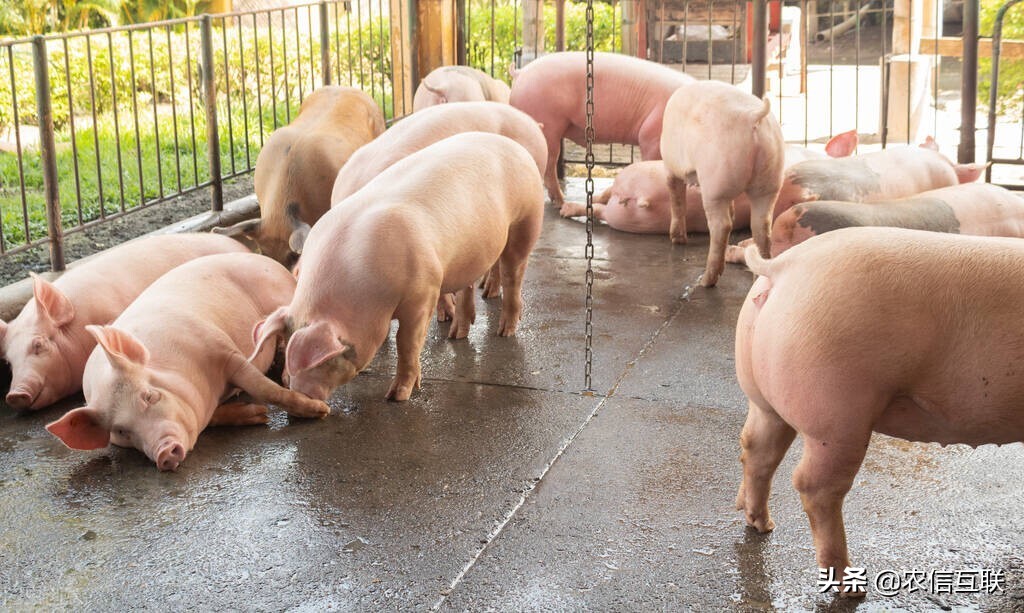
(960, 0, 979, 164)
(523, 0, 545, 64)
(391, 0, 415, 116)
(320, 0, 331, 85)
(751, 0, 767, 98)
(417, 0, 457, 81)
(201, 16, 223, 212)
(32, 36, 65, 272)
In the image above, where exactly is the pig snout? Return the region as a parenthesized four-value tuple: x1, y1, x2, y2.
(155, 439, 187, 472)
(6, 379, 42, 410)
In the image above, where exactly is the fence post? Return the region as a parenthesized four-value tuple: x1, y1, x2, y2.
(320, 1, 331, 85)
(32, 36, 65, 273)
(556, 0, 566, 52)
(456, 0, 467, 65)
(201, 15, 223, 212)
(959, 0, 979, 164)
(751, 0, 768, 99)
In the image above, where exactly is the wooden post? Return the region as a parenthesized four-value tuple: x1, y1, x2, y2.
(892, 0, 923, 54)
(886, 0, 930, 142)
(621, 0, 640, 57)
(391, 0, 415, 117)
(417, 0, 457, 80)
(522, 0, 545, 64)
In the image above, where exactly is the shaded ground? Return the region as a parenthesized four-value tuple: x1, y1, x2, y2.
(0, 179, 1021, 610)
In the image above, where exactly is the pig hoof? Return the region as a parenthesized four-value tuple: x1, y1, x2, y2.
(747, 515, 775, 533)
(385, 384, 413, 402)
(670, 233, 688, 245)
(447, 322, 471, 340)
(839, 587, 867, 599)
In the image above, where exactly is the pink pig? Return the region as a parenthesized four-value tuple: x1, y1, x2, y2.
(557, 131, 859, 233)
(412, 65, 512, 111)
(661, 80, 785, 287)
(1, 233, 247, 411)
(509, 51, 693, 207)
(734, 227, 1024, 594)
(46, 253, 329, 472)
(252, 132, 544, 403)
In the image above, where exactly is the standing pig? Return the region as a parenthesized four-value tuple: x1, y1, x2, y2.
(214, 86, 385, 266)
(412, 65, 512, 111)
(1, 233, 247, 411)
(734, 227, 1024, 594)
(558, 131, 859, 234)
(509, 51, 693, 207)
(769, 182, 1024, 256)
(252, 132, 544, 402)
(661, 80, 785, 287)
(46, 253, 329, 472)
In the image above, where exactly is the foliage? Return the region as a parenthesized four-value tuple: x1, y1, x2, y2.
(980, 0, 1024, 114)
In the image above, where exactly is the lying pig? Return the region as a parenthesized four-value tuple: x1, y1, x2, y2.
(509, 51, 693, 206)
(661, 80, 785, 287)
(252, 132, 544, 402)
(769, 183, 1024, 256)
(412, 65, 512, 111)
(725, 137, 986, 265)
(734, 227, 1024, 594)
(214, 86, 385, 266)
(557, 131, 859, 233)
(1, 233, 247, 411)
(46, 253, 329, 472)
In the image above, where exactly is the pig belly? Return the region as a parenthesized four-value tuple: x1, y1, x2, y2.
(874, 391, 1024, 448)
(602, 201, 672, 234)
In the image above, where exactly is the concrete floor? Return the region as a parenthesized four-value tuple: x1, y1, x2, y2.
(1, 179, 1023, 611)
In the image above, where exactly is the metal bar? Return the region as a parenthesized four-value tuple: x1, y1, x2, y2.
(557, 0, 566, 52)
(202, 15, 224, 212)
(254, 12, 266, 147)
(185, 23, 201, 180)
(222, 17, 237, 176)
(321, 1, 332, 84)
(308, 5, 317, 91)
(457, 0, 467, 65)
(85, 36, 106, 220)
(148, 28, 164, 199)
(985, 0, 1022, 180)
(167, 26, 183, 193)
(62, 38, 84, 227)
(355, 0, 365, 90)
(269, 11, 278, 129)
(237, 15, 252, 170)
(295, 6, 304, 101)
(961, 0, 979, 164)
(32, 36, 66, 272)
(108, 33, 127, 212)
(7, 45, 27, 251)
(751, 0, 767, 98)
(128, 30, 146, 207)
(882, 0, 889, 147)
(283, 9, 291, 122)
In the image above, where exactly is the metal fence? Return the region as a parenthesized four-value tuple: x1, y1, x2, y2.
(1, 0, 1019, 275)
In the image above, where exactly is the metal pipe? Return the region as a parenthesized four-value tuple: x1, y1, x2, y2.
(556, 0, 566, 52)
(960, 0, 979, 164)
(751, 0, 767, 99)
(985, 0, 1022, 179)
(32, 36, 66, 272)
(320, 0, 332, 84)
(201, 15, 224, 212)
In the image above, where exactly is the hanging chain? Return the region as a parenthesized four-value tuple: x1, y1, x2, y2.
(583, 0, 595, 393)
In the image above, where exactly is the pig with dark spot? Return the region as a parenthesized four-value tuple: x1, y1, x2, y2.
(509, 51, 693, 207)
(253, 132, 544, 402)
(661, 80, 785, 287)
(46, 253, 329, 472)
(558, 131, 858, 234)
(1, 233, 247, 411)
(412, 66, 511, 111)
(214, 86, 385, 266)
(735, 227, 1024, 595)
(769, 183, 1024, 256)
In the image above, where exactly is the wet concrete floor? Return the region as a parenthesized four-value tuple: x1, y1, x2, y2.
(1, 180, 1022, 611)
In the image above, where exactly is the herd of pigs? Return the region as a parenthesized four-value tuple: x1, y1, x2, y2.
(2, 51, 1022, 597)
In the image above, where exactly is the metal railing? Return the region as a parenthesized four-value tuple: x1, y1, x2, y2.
(0, 0, 396, 272)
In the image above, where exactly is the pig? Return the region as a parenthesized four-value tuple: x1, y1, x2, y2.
(45, 253, 329, 472)
(214, 86, 385, 266)
(769, 183, 1024, 256)
(509, 51, 694, 207)
(725, 137, 987, 265)
(734, 227, 1024, 594)
(660, 80, 785, 287)
(329, 101, 547, 302)
(557, 131, 859, 234)
(1, 233, 247, 411)
(251, 132, 544, 403)
(412, 65, 512, 111)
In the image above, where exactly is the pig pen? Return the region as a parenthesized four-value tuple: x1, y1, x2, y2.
(0, 178, 1021, 610)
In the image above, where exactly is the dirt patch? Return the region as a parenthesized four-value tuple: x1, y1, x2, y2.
(0, 175, 254, 287)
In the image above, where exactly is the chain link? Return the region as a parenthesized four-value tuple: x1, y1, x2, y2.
(584, 0, 595, 393)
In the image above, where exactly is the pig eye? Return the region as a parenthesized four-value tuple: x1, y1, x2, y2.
(141, 389, 161, 405)
(114, 428, 131, 441)
(31, 338, 46, 355)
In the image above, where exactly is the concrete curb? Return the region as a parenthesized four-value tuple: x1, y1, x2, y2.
(0, 194, 259, 322)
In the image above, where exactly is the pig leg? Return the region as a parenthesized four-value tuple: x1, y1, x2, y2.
(746, 190, 776, 259)
(388, 292, 437, 401)
(541, 123, 569, 207)
(448, 286, 476, 340)
(436, 293, 456, 322)
(496, 216, 541, 336)
(668, 176, 689, 244)
(209, 402, 270, 426)
(479, 261, 502, 299)
(226, 353, 330, 418)
(559, 200, 608, 220)
(793, 433, 871, 597)
(700, 196, 736, 287)
(735, 399, 796, 532)
(725, 238, 756, 265)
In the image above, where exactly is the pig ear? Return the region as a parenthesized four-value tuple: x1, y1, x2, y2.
(825, 130, 858, 158)
(30, 273, 75, 328)
(86, 325, 150, 369)
(250, 307, 289, 362)
(285, 322, 355, 374)
(212, 219, 261, 252)
(919, 136, 939, 151)
(46, 407, 110, 450)
(954, 162, 988, 184)
(288, 224, 311, 255)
